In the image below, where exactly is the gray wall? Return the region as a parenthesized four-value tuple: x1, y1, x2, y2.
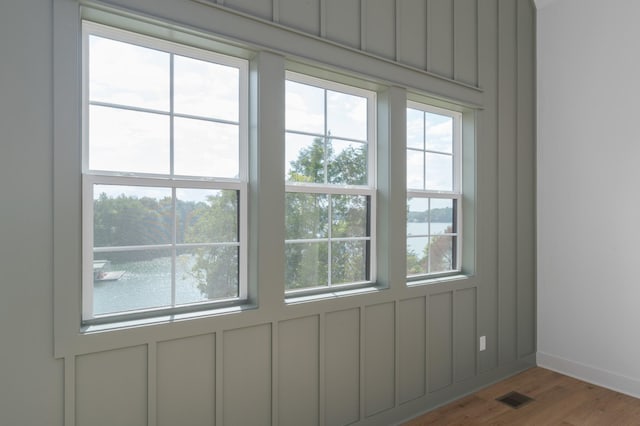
(537, 0, 640, 398)
(0, 0, 536, 425)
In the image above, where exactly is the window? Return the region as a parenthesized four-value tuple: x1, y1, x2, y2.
(82, 22, 248, 323)
(284, 72, 376, 293)
(406, 102, 462, 278)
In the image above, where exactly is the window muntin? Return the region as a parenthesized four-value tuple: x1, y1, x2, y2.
(285, 72, 375, 293)
(406, 102, 461, 278)
(82, 23, 248, 322)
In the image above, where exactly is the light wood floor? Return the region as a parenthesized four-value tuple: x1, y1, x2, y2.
(404, 367, 640, 425)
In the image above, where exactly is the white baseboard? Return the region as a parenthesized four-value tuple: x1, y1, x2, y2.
(537, 351, 640, 399)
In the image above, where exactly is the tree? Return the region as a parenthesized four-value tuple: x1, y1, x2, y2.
(285, 137, 368, 289)
(183, 190, 239, 299)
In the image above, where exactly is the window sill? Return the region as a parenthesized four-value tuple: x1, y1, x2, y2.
(285, 284, 384, 305)
(81, 303, 258, 334)
(406, 272, 471, 288)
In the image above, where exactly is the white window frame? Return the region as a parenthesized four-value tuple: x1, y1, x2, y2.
(81, 22, 249, 324)
(406, 100, 463, 279)
(284, 71, 377, 294)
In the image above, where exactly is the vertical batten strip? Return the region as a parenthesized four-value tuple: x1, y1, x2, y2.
(319, 0, 327, 38)
(147, 342, 157, 426)
(215, 332, 223, 426)
(318, 313, 326, 426)
(359, 306, 366, 421)
(359, 0, 366, 51)
(394, 0, 401, 63)
(271, 321, 279, 426)
(64, 356, 75, 426)
(272, 0, 279, 23)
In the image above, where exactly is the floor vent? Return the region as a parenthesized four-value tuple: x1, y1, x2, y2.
(496, 391, 534, 409)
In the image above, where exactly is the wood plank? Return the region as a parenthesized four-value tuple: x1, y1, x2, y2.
(324, 0, 360, 49)
(427, 0, 454, 78)
(428, 292, 453, 392)
(404, 367, 640, 426)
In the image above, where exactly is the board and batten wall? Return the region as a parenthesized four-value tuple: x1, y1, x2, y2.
(0, 0, 536, 425)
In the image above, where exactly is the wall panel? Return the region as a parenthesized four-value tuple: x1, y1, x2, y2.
(362, 0, 396, 60)
(398, 297, 426, 404)
(454, 288, 477, 382)
(454, 0, 478, 85)
(157, 334, 215, 426)
(397, 0, 427, 69)
(427, 0, 454, 78)
(428, 292, 453, 392)
(223, 325, 271, 426)
(364, 302, 395, 417)
(75, 346, 147, 426)
(325, 308, 360, 426)
(278, 316, 320, 426)
(324, 0, 360, 49)
(516, 0, 536, 360)
(497, 0, 519, 365)
(224, 0, 273, 20)
(278, 0, 320, 35)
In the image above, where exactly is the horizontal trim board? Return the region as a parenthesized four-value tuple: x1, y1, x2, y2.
(182, 0, 484, 106)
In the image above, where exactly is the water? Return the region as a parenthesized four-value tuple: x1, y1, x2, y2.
(406, 222, 452, 255)
(93, 254, 207, 315)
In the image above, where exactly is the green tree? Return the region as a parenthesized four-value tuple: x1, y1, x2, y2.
(184, 190, 239, 299)
(285, 137, 368, 289)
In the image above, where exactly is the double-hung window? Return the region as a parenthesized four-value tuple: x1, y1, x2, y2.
(82, 23, 248, 323)
(284, 72, 376, 293)
(406, 102, 462, 278)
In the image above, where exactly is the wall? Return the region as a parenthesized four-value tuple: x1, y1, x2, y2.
(0, 0, 536, 425)
(537, 0, 640, 397)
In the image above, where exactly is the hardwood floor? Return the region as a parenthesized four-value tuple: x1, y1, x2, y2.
(403, 367, 640, 425)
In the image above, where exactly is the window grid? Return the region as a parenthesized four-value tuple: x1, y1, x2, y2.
(407, 101, 462, 279)
(82, 22, 248, 323)
(285, 72, 376, 293)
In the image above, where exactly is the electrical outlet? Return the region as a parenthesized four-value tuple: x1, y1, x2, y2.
(479, 335, 486, 351)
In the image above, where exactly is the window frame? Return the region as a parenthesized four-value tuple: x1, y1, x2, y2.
(81, 21, 250, 324)
(284, 70, 377, 295)
(406, 100, 463, 280)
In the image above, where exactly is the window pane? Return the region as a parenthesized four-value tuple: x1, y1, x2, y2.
(174, 55, 239, 122)
(407, 237, 428, 276)
(331, 195, 367, 238)
(425, 112, 453, 153)
(327, 90, 367, 141)
(174, 118, 239, 178)
(286, 133, 325, 183)
(425, 152, 453, 191)
(176, 246, 238, 304)
(331, 240, 367, 284)
(429, 198, 454, 235)
(285, 80, 324, 135)
(407, 150, 425, 190)
(177, 189, 238, 244)
(429, 235, 454, 273)
(407, 108, 424, 149)
(286, 193, 329, 240)
(327, 139, 367, 185)
(93, 185, 172, 247)
(89, 35, 170, 111)
(89, 105, 170, 174)
(93, 249, 172, 315)
(407, 197, 429, 236)
(285, 242, 328, 290)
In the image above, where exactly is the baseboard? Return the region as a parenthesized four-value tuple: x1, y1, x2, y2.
(537, 351, 640, 398)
